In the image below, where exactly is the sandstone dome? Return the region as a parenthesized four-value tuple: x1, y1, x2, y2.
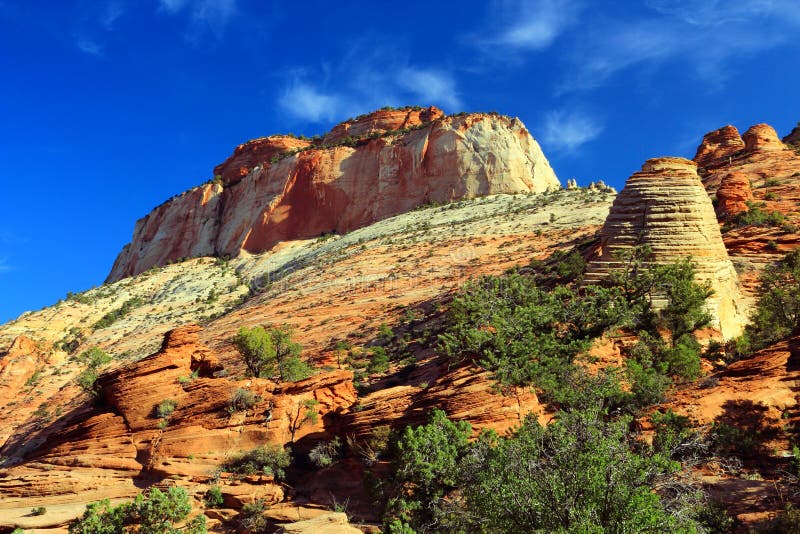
(583, 157, 745, 339)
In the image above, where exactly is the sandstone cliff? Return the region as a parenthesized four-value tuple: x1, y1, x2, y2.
(107, 107, 560, 282)
(583, 157, 745, 338)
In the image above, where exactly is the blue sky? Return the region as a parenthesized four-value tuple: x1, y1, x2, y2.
(1, 0, 800, 322)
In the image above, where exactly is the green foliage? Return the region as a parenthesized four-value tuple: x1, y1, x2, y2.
(93, 297, 147, 330)
(203, 486, 224, 508)
(367, 346, 390, 374)
(227, 388, 260, 414)
(224, 444, 291, 480)
(438, 273, 628, 394)
(68, 487, 205, 534)
(234, 325, 311, 381)
(528, 250, 587, 285)
(75, 347, 112, 397)
(308, 437, 342, 468)
(744, 249, 800, 353)
(238, 499, 269, 533)
(458, 408, 694, 533)
(725, 201, 785, 230)
(156, 399, 178, 419)
(651, 410, 699, 460)
(77, 368, 100, 396)
(31, 506, 46, 516)
(385, 409, 472, 528)
(767, 505, 800, 533)
(76, 347, 112, 369)
(384, 408, 698, 533)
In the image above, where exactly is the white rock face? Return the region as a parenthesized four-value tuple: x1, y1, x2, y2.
(583, 157, 746, 339)
(107, 113, 559, 282)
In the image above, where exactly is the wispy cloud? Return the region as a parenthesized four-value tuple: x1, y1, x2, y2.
(541, 109, 603, 152)
(158, 0, 237, 40)
(72, 0, 127, 56)
(0, 257, 12, 273)
(559, 0, 800, 92)
(75, 35, 103, 56)
(278, 42, 462, 124)
(468, 0, 583, 57)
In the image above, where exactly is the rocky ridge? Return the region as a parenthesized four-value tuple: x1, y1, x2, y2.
(107, 107, 560, 282)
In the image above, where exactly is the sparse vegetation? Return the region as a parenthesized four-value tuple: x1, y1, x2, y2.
(308, 437, 342, 468)
(156, 399, 178, 419)
(224, 444, 291, 480)
(93, 296, 147, 330)
(203, 486, 224, 508)
(228, 388, 260, 414)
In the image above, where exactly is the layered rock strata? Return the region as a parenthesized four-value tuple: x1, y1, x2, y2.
(583, 157, 745, 338)
(716, 171, 753, 218)
(108, 107, 560, 282)
(694, 125, 745, 168)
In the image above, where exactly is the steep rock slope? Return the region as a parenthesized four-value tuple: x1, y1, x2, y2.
(694, 121, 800, 296)
(583, 157, 745, 338)
(108, 108, 560, 282)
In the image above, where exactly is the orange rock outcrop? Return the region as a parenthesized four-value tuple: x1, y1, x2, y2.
(214, 136, 312, 186)
(107, 108, 560, 282)
(743, 123, 786, 152)
(321, 106, 444, 145)
(783, 123, 800, 146)
(715, 171, 753, 218)
(694, 125, 745, 168)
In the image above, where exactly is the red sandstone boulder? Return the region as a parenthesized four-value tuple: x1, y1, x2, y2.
(716, 171, 753, 218)
(694, 125, 744, 168)
(743, 124, 786, 152)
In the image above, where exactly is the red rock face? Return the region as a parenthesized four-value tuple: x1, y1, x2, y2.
(743, 123, 786, 152)
(107, 109, 560, 282)
(716, 171, 753, 218)
(693, 125, 745, 168)
(783, 124, 800, 146)
(214, 136, 312, 186)
(322, 106, 444, 145)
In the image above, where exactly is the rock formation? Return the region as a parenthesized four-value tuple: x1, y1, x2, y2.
(715, 172, 753, 219)
(583, 157, 745, 338)
(743, 124, 786, 152)
(783, 123, 800, 146)
(107, 107, 560, 282)
(694, 125, 745, 168)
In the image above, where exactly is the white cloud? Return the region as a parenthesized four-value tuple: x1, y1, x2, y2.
(159, 0, 237, 39)
(0, 257, 12, 273)
(278, 82, 345, 123)
(277, 44, 462, 124)
(397, 68, 461, 111)
(469, 0, 583, 55)
(559, 0, 800, 92)
(75, 35, 103, 56)
(541, 110, 603, 152)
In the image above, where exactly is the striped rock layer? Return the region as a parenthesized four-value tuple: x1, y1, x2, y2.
(584, 157, 745, 338)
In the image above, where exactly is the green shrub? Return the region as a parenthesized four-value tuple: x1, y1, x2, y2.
(228, 388, 260, 414)
(224, 445, 291, 480)
(367, 346, 390, 374)
(68, 487, 205, 534)
(76, 368, 99, 396)
(76, 347, 111, 369)
(744, 249, 800, 352)
(238, 499, 269, 533)
(234, 325, 311, 381)
(725, 202, 785, 230)
(203, 486, 224, 508)
(93, 297, 147, 330)
(308, 437, 342, 468)
(156, 399, 178, 419)
(31, 506, 46, 516)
